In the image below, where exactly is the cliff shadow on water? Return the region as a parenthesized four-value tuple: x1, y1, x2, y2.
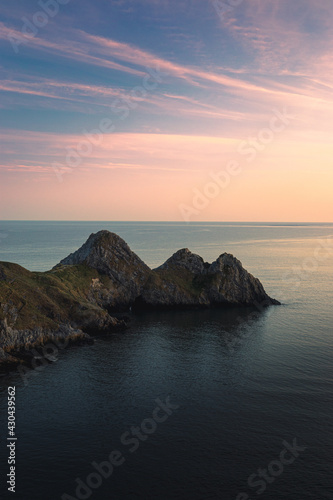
(0, 230, 279, 372)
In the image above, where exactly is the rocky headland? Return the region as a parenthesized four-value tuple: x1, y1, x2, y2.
(0, 230, 279, 370)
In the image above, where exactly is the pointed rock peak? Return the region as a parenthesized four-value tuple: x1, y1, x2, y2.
(156, 248, 206, 274)
(56, 230, 150, 276)
(208, 253, 244, 274)
(219, 252, 242, 266)
(173, 248, 192, 257)
(58, 230, 129, 263)
(85, 230, 129, 249)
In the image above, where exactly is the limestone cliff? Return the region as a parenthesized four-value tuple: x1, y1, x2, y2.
(0, 230, 279, 369)
(57, 231, 151, 310)
(136, 248, 279, 309)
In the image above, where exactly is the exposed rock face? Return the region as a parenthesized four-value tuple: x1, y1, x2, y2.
(57, 231, 151, 310)
(157, 248, 206, 274)
(135, 248, 279, 309)
(0, 258, 127, 371)
(0, 321, 89, 370)
(56, 233, 278, 311)
(0, 230, 279, 370)
(206, 252, 276, 305)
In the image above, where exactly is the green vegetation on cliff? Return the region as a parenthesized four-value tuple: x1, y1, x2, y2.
(0, 230, 279, 370)
(0, 262, 108, 331)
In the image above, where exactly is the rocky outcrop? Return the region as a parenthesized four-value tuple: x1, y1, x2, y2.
(57, 231, 151, 311)
(135, 248, 279, 309)
(157, 248, 207, 274)
(56, 232, 278, 311)
(0, 322, 89, 371)
(0, 258, 126, 371)
(0, 230, 279, 370)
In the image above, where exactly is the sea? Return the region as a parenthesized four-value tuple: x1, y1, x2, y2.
(0, 221, 332, 500)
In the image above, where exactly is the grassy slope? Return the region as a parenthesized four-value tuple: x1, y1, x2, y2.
(0, 262, 108, 331)
(151, 266, 219, 298)
(0, 260, 219, 330)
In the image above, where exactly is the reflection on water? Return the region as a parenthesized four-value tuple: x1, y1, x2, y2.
(0, 304, 332, 500)
(0, 221, 332, 499)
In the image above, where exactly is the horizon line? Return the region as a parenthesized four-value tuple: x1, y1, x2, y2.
(0, 220, 332, 224)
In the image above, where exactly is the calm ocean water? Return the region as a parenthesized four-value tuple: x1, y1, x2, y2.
(0, 221, 332, 500)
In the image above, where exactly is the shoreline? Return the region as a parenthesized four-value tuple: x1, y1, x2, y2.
(0, 230, 280, 373)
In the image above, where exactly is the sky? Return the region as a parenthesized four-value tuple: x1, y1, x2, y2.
(0, 0, 332, 221)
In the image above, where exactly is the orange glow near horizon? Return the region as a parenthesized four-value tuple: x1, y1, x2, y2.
(0, 1, 332, 221)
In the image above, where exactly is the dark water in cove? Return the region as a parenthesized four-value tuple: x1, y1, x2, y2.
(0, 221, 332, 500)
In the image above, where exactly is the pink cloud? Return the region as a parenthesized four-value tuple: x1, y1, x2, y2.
(223, 0, 333, 79)
(0, 22, 144, 77)
(2, 13, 333, 122)
(1, 19, 325, 108)
(0, 130, 239, 176)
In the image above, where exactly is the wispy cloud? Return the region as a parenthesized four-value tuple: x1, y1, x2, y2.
(0, 129, 238, 175)
(0, 22, 144, 77)
(0, 76, 274, 124)
(3, 18, 331, 109)
(223, 0, 333, 77)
